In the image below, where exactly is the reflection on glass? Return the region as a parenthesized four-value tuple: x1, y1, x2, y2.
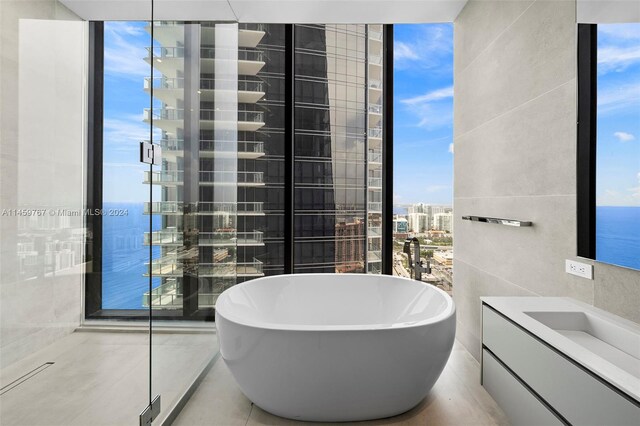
(595, 23, 640, 271)
(102, 21, 161, 309)
(293, 24, 371, 274)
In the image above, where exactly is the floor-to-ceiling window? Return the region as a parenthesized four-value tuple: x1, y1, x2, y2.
(392, 24, 454, 293)
(89, 24, 390, 318)
(293, 24, 368, 274)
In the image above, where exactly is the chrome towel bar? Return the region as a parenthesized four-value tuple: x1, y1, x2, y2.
(462, 216, 532, 227)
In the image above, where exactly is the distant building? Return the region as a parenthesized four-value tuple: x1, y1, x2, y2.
(392, 216, 409, 239)
(407, 203, 452, 232)
(393, 216, 408, 233)
(433, 212, 453, 233)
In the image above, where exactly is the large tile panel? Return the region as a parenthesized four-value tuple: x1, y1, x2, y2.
(454, 195, 594, 302)
(455, 81, 577, 198)
(454, 0, 535, 73)
(455, 0, 576, 137)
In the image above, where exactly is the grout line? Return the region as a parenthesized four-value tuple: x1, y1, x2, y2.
(226, 0, 239, 21)
(456, 0, 539, 75)
(454, 78, 575, 141)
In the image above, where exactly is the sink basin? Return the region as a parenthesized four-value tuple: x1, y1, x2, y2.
(525, 311, 640, 379)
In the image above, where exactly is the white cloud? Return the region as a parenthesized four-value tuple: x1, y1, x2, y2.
(394, 24, 452, 71)
(103, 115, 159, 147)
(598, 24, 640, 41)
(394, 42, 419, 60)
(448, 143, 454, 154)
(104, 22, 149, 79)
(599, 172, 640, 206)
(400, 85, 453, 129)
(597, 82, 640, 114)
(598, 45, 640, 73)
(401, 86, 453, 105)
(614, 131, 636, 142)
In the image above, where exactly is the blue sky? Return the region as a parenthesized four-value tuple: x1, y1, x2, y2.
(393, 24, 454, 208)
(104, 22, 637, 208)
(103, 21, 157, 203)
(596, 23, 640, 207)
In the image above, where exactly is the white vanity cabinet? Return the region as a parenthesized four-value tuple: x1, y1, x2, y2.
(481, 299, 640, 426)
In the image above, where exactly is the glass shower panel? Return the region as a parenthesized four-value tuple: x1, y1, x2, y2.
(149, 20, 237, 422)
(0, 3, 150, 425)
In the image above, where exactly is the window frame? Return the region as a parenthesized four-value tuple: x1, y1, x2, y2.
(85, 23, 394, 321)
(576, 23, 597, 260)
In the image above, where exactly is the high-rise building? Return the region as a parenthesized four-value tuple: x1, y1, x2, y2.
(407, 203, 452, 232)
(143, 23, 385, 309)
(433, 212, 453, 233)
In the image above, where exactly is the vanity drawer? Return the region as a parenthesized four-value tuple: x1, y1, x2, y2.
(482, 349, 563, 426)
(482, 305, 640, 426)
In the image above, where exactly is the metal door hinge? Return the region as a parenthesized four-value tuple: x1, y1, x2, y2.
(139, 395, 161, 426)
(140, 141, 162, 165)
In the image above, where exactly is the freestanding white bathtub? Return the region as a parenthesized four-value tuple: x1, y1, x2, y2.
(215, 273, 456, 422)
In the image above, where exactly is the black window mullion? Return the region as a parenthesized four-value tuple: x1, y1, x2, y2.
(577, 24, 597, 259)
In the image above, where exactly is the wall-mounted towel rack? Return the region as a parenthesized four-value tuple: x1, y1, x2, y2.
(462, 216, 532, 227)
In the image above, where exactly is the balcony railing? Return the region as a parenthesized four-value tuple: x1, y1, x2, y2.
(369, 127, 382, 138)
(144, 201, 183, 215)
(199, 258, 263, 277)
(368, 177, 382, 188)
(146, 47, 263, 62)
(144, 108, 264, 123)
(368, 251, 382, 262)
(369, 54, 382, 65)
(368, 201, 382, 212)
(369, 79, 382, 90)
(368, 103, 382, 114)
(199, 231, 264, 246)
(237, 110, 264, 123)
(143, 279, 181, 308)
(238, 49, 264, 62)
(144, 201, 264, 215)
(198, 201, 264, 215)
(368, 226, 382, 237)
(199, 171, 263, 185)
(159, 139, 264, 156)
(204, 140, 264, 155)
(368, 149, 382, 163)
(144, 170, 263, 185)
(144, 230, 183, 245)
(144, 170, 183, 184)
(238, 23, 266, 32)
(146, 258, 182, 277)
(145, 77, 264, 93)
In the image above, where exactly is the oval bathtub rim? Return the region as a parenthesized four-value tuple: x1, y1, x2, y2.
(215, 273, 456, 332)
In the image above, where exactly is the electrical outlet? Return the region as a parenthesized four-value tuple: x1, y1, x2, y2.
(565, 259, 593, 279)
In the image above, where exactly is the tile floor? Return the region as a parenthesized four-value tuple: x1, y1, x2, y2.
(0, 329, 217, 425)
(174, 340, 509, 425)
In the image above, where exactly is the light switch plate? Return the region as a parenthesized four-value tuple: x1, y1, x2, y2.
(566, 259, 593, 279)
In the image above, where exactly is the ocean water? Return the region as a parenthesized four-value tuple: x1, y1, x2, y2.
(102, 202, 161, 309)
(596, 206, 640, 271)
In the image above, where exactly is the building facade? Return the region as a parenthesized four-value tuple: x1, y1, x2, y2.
(143, 23, 385, 310)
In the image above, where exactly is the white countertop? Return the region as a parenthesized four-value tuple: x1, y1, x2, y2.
(481, 297, 640, 403)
